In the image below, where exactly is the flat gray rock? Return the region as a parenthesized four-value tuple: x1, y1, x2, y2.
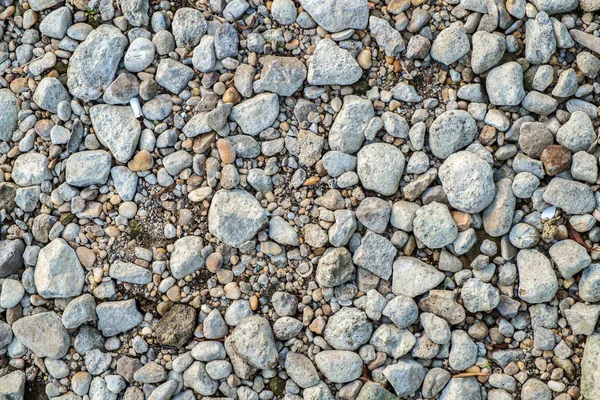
(155, 58, 195, 94)
(542, 178, 596, 215)
(0, 371, 26, 400)
(228, 316, 278, 369)
(314, 350, 362, 383)
(12, 153, 53, 187)
(109, 260, 153, 284)
(65, 150, 112, 187)
(431, 22, 469, 65)
(383, 360, 427, 396)
(172, 8, 207, 48)
(392, 257, 445, 298)
(253, 56, 307, 96)
(12, 311, 70, 359)
(96, 299, 143, 336)
(62, 294, 97, 329)
(33, 77, 70, 113)
(298, 0, 369, 32)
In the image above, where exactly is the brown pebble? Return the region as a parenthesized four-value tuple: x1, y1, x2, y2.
(128, 150, 154, 171)
(222, 87, 241, 104)
(206, 252, 223, 273)
(540, 145, 571, 176)
(216, 139, 236, 164)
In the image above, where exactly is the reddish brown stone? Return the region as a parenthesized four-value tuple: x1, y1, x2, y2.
(540, 145, 571, 176)
(479, 125, 497, 146)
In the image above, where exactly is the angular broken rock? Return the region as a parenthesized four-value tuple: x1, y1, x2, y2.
(253, 56, 307, 96)
(0, 239, 24, 278)
(328, 95, 374, 154)
(35, 238, 85, 299)
(307, 38, 362, 86)
(352, 232, 396, 280)
(169, 236, 205, 279)
(228, 316, 278, 369)
(316, 247, 355, 288)
(392, 257, 445, 298)
(208, 189, 267, 248)
(230, 93, 280, 136)
(155, 304, 197, 348)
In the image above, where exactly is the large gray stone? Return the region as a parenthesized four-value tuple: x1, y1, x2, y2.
(324, 307, 373, 351)
(0, 239, 24, 278)
(228, 316, 278, 369)
(307, 38, 362, 86)
(208, 189, 267, 248)
(90, 105, 141, 163)
(12, 153, 52, 187)
(483, 179, 516, 237)
(431, 22, 470, 65)
(35, 238, 85, 299)
(439, 151, 495, 213)
(314, 350, 363, 383)
(429, 110, 477, 159)
(230, 93, 279, 136)
(486, 62, 526, 106)
(298, 0, 368, 32)
(65, 150, 112, 187)
(96, 299, 143, 336)
(383, 360, 426, 397)
(33, 77, 70, 113)
(0, 371, 26, 400)
(542, 178, 596, 215)
(12, 312, 70, 359)
(392, 257, 445, 298)
(155, 58, 194, 94)
(582, 333, 600, 399)
(254, 56, 307, 96)
(172, 8, 207, 48)
(516, 249, 558, 304)
(0, 89, 18, 141)
(67, 24, 127, 102)
(328, 96, 374, 154)
(357, 143, 405, 196)
(169, 236, 205, 279)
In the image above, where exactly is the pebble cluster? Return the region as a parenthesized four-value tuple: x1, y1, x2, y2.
(1, 0, 600, 399)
